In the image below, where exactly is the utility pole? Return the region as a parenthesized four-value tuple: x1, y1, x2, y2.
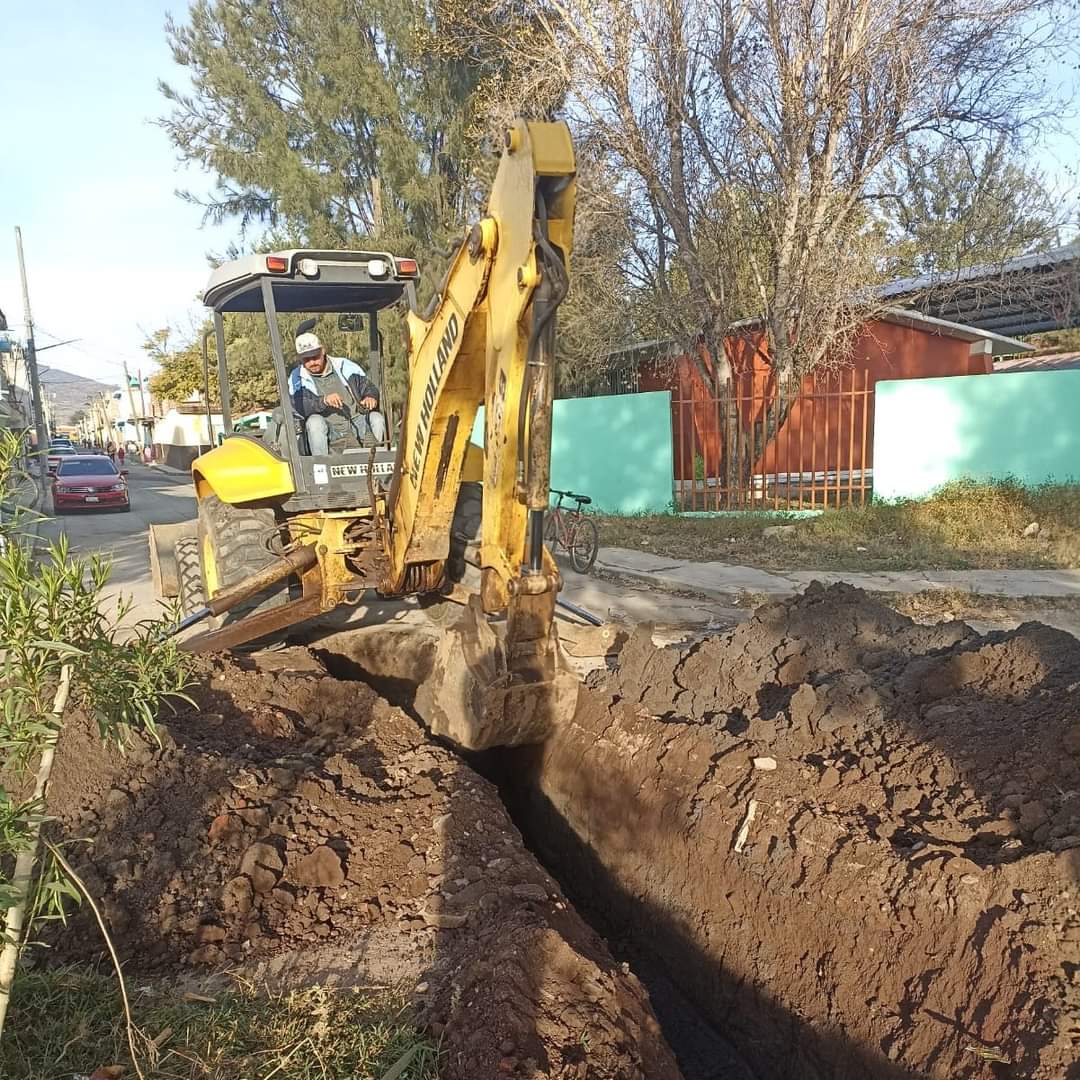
(15, 227, 49, 490)
(136, 368, 151, 454)
(98, 393, 113, 447)
(92, 394, 106, 447)
(122, 362, 139, 448)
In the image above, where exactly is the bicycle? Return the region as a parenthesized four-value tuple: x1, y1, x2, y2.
(545, 488, 599, 573)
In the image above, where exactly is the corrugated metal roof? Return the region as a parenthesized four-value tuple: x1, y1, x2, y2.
(879, 244, 1080, 338)
(880, 244, 1079, 297)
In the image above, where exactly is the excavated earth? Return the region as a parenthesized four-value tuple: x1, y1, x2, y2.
(45, 651, 679, 1080)
(44, 583, 1080, 1079)
(500, 583, 1080, 1079)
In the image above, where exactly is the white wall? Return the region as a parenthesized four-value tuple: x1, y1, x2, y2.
(151, 409, 225, 449)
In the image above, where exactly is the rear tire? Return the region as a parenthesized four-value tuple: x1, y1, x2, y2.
(569, 516, 599, 573)
(175, 535, 206, 617)
(196, 494, 288, 627)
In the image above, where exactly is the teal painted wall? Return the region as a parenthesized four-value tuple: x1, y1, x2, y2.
(471, 390, 673, 513)
(874, 371, 1080, 499)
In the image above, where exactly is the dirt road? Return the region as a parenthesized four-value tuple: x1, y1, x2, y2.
(38, 461, 198, 627)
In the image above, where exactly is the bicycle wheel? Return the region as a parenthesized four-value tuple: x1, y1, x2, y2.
(543, 510, 560, 551)
(569, 516, 599, 573)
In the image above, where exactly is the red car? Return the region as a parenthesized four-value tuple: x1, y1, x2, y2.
(52, 455, 130, 513)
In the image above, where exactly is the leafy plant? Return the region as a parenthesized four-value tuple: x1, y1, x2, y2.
(0, 428, 193, 1046)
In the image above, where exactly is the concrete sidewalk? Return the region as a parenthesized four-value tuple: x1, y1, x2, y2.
(145, 459, 190, 477)
(595, 547, 1080, 600)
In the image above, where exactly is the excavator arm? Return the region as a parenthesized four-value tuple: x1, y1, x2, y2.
(378, 119, 579, 749)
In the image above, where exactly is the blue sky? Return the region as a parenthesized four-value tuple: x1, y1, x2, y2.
(0, 2, 1076, 389)
(0, 0, 236, 386)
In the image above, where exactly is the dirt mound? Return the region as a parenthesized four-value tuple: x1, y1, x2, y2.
(46, 650, 679, 1080)
(510, 583, 1080, 1078)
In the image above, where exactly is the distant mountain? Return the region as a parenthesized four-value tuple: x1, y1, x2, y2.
(39, 366, 112, 425)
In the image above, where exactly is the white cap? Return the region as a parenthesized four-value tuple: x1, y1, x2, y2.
(295, 332, 322, 359)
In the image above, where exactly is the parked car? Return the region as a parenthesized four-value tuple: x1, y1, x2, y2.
(51, 455, 130, 513)
(46, 445, 78, 476)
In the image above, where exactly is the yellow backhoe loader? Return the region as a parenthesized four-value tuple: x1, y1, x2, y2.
(150, 119, 582, 750)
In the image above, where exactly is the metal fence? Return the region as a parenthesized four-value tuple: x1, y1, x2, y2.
(672, 369, 875, 511)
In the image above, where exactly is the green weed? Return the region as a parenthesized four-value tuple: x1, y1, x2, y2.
(1, 965, 439, 1079)
(599, 480, 1080, 571)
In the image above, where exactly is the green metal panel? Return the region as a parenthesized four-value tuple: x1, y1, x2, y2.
(874, 371, 1080, 499)
(471, 390, 674, 513)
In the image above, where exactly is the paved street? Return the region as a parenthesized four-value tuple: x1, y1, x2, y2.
(38, 461, 197, 629)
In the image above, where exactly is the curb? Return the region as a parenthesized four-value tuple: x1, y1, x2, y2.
(146, 461, 191, 478)
(592, 560, 761, 604)
(592, 557, 1080, 606)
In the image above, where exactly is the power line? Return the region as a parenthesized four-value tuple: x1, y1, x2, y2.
(34, 328, 153, 376)
(35, 324, 151, 364)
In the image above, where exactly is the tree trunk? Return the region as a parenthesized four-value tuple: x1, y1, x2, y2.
(0, 666, 73, 1041)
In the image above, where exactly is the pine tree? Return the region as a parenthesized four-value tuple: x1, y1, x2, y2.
(161, 0, 494, 258)
(881, 141, 1066, 277)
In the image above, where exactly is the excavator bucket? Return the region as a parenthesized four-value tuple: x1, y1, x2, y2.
(413, 598, 579, 751)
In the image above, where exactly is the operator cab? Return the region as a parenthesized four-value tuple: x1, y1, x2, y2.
(201, 249, 419, 513)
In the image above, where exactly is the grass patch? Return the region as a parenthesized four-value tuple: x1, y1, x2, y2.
(1, 964, 438, 1079)
(598, 480, 1080, 571)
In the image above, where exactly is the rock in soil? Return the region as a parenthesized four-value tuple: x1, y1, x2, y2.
(45, 654, 679, 1080)
(506, 583, 1080, 1079)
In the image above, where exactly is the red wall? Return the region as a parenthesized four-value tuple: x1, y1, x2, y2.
(652, 321, 992, 481)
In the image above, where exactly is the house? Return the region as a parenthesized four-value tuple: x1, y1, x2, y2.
(0, 329, 30, 433)
(604, 309, 1027, 509)
(151, 399, 225, 471)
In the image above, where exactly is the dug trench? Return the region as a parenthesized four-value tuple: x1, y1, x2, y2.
(43, 582, 1080, 1077)
(45, 648, 680, 1079)
(320, 583, 1080, 1079)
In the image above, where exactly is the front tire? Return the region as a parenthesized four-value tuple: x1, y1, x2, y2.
(175, 534, 206, 618)
(196, 493, 288, 626)
(569, 517, 599, 573)
(543, 511, 559, 552)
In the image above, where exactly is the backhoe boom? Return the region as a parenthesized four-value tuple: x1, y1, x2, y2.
(379, 119, 579, 748)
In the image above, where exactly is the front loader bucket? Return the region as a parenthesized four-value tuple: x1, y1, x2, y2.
(149, 520, 197, 598)
(414, 600, 579, 750)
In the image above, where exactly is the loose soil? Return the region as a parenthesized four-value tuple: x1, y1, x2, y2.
(502, 583, 1080, 1078)
(44, 650, 679, 1080)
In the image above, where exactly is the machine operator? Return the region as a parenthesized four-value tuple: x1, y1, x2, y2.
(288, 330, 387, 453)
